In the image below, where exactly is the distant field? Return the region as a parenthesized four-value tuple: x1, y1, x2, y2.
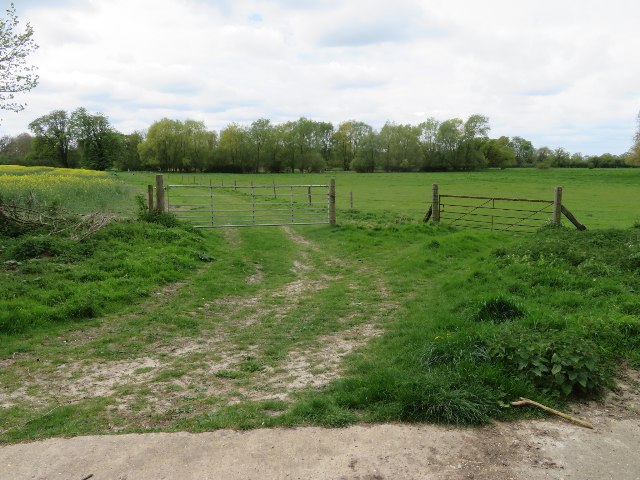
(119, 169, 640, 229)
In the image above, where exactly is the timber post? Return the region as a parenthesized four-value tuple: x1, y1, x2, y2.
(552, 186, 563, 226)
(329, 178, 336, 226)
(156, 174, 165, 213)
(432, 184, 440, 222)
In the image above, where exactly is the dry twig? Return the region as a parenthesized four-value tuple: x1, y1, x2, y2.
(511, 397, 594, 429)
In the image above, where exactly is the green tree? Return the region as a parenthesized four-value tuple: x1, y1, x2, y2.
(351, 131, 380, 172)
(417, 118, 441, 170)
(332, 120, 372, 171)
(436, 118, 464, 169)
(292, 117, 317, 172)
(482, 136, 515, 168)
(247, 118, 272, 173)
(0, 132, 32, 164)
(138, 118, 180, 171)
(378, 122, 420, 171)
(533, 146, 553, 168)
(550, 147, 571, 168)
(217, 122, 247, 172)
(181, 119, 213, 172)
(28, 110, 74, 167)
(314, 121, 334, 166)
(70, 107, 122, 170)
(509, 136, 535, 167)
(114, 131, 144, 171)
(0, 3, 38, 115)
(459, 114, 490, 169)
(627, 111, 640, 167)
(139, 118, 213, 172)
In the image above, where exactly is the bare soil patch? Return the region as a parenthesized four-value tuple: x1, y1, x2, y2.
(0, 226, 396, 421)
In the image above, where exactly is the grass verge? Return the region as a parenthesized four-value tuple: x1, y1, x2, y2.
(1, 208, 639, 441)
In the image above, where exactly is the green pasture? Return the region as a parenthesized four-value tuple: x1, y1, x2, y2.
(118, 169, 640, 229)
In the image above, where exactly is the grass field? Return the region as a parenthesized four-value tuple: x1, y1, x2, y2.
(119, 168, 640, 228)
(0, 167, 639, 441)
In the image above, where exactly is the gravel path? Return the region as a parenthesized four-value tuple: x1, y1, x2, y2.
(1, 415, 638, 480)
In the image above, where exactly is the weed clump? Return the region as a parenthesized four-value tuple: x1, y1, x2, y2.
(10, 235, 71, 260)
(475, 297, 525, 323)
(489, 331, 610, 397)
(135, 194, 181, 227)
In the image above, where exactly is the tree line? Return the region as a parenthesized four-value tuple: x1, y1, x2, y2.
(1, 108, 638, 172)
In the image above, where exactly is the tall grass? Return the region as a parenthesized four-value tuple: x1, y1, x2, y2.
(0, 165, 133, 214)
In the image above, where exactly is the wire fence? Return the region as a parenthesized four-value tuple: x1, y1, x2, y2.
(155, 177, 583, 232)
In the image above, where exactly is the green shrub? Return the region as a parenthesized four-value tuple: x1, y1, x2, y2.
(135, 194, 181, 227)
(10, 235, 70, 260)
(489, 331, 609, 397)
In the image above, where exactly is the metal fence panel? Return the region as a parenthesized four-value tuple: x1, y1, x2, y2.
(167, 184, 330, 228)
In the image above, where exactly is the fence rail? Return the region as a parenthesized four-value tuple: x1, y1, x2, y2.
(149, 176, 585, 232)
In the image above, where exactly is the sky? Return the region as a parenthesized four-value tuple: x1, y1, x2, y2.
(1, 0, 639, 155)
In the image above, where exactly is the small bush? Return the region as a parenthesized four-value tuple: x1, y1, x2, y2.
(135, 194, 181, 227)
(489, 331, 609, 397)
(475, 297, 525, 323)
(0, 213, 32, 237)
(138, 210, 181, 227)
(10, 235, 70, 260)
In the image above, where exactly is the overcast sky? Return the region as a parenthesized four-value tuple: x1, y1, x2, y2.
(2, 0, 639, 155)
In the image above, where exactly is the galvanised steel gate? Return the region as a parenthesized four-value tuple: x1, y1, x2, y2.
(166, 182, 333, 228)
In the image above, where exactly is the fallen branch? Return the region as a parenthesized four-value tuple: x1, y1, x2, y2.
(511, 397, 594, 429)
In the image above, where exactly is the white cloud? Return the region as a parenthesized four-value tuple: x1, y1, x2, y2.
(0, 0, 639, 154)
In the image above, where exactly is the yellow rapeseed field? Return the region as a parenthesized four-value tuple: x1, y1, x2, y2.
(0, 165, 131, 212)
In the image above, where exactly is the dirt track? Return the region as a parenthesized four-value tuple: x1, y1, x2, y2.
(1, 414, 638, 480)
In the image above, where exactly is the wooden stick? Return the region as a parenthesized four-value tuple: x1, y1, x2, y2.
(423, 205, 433, 223)
(561, 205, 586, 231)
(511, 397, 594, 429)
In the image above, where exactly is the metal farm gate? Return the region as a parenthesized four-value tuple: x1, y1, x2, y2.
(425, 184, 586, 233)
(165, 181, 335, 228)
(438, 194, 555, 233)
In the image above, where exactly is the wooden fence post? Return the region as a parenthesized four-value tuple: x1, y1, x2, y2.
(329, 178, 336, 226)
(156, 174, 165, 213)
(350, 191, 353, 209)
(147, 185, 154, 212)
(553, 186, 563, 225)
(432, 184, 440, 222)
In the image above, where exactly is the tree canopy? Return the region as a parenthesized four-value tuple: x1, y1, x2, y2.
(0, 3, 38, 115)
(628, 111, 640, 167)
(3, 109, 636, 172)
